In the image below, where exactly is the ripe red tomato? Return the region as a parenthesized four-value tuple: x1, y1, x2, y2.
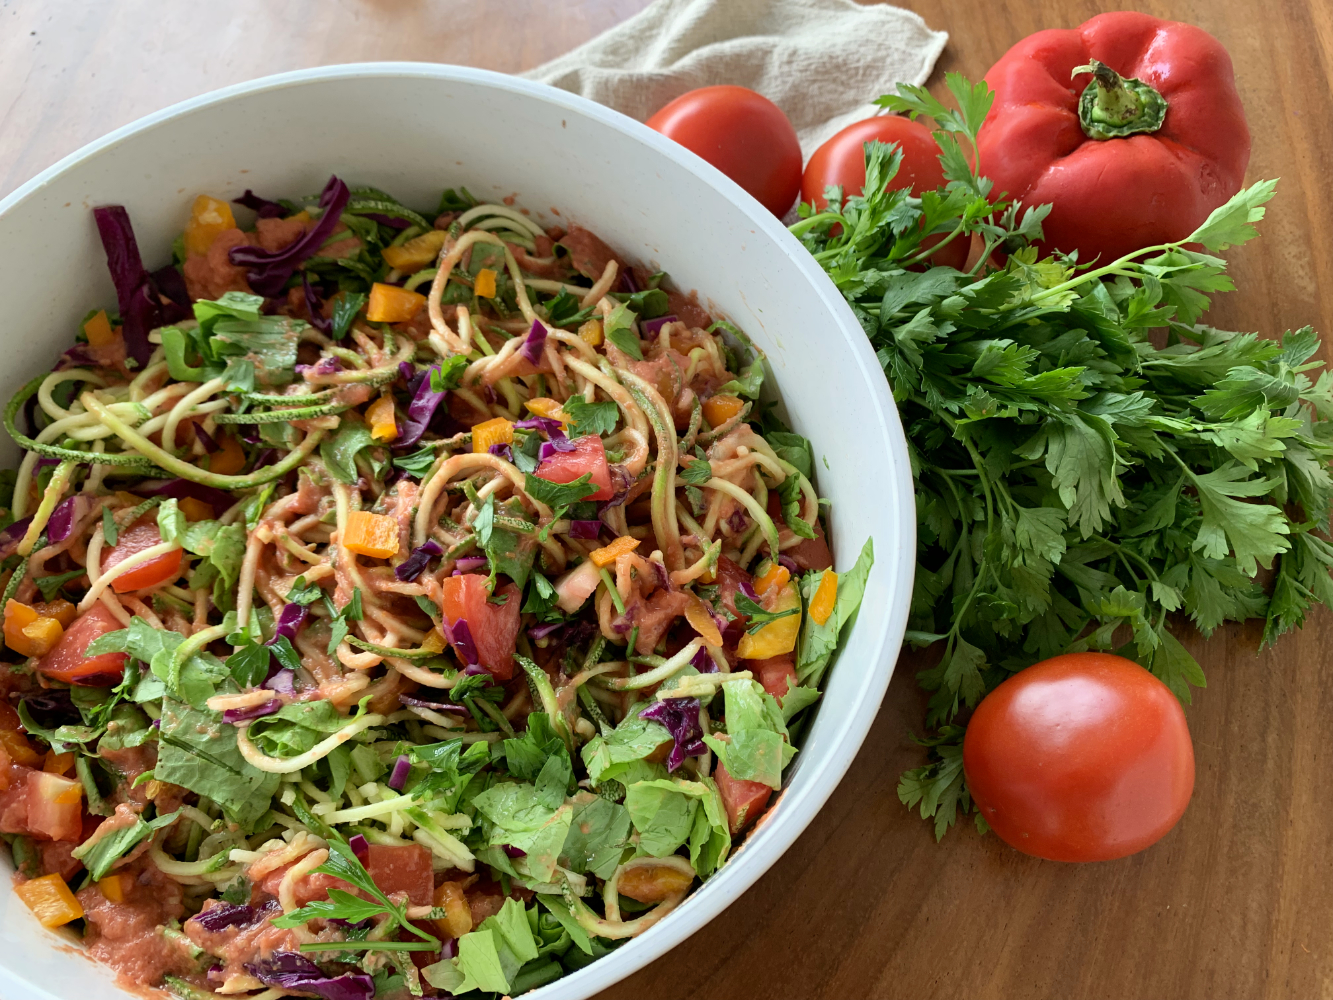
(714, 762, 772, 836)
(440, 574, 520, 681)
(35, 603, 128, 684)
(802, 116, 968, 269)
(647, 86, 802, 217)
(366, 844, 434, 906)
(102, 514, 182, 593)
(963, 652, 1194, 862)
(535, 434, 613, 501)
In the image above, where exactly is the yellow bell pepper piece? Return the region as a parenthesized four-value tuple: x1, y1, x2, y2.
(381, 229, 448, 273)
(474, 268, 498, 299)
(702, 394, 745, 429)
(684, 595, 722, 647)
(0, 729, 40, 769)
(367, 283, 427, 324)
(183, 195, 236, 256)
(208, 434, 246, 476)
(15, 874, 84, 928)
(343, 510, 400, 560)
(809, 570, 838, 626)
(97, 874, 128, 904)
(590, 536, 640, 568)
(20, 616, 63, 657)
(420, 628, 446, 654)
(472, 417, 515, 454)
(43, 751, 75, 776)
(177, 497, 214, 523)
(31, 599, 76, 627)
(367, 395, 398, 443)
(83, 310, 118, 349)
(737, 582, 802, 659)
(4, 601, 40, 657)
(578, 319, 603, 347)
(524, 397, 569, 422)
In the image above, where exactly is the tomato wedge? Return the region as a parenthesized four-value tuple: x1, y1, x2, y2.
(366, 844, 433, 906)
(102, 515, 182, 593)
(440, 574, 520, 681)
(534, 434, 613, 501)
(715, 763, 772, 836)
(35, 603, 128, 684)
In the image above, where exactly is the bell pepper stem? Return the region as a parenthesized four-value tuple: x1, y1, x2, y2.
(1072, 58, 1168, 139)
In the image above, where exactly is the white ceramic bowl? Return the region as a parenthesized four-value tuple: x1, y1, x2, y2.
(0, 64, 913, 999)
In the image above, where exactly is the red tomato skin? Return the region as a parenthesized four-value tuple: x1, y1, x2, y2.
(535, 434, 613, 501)
(35, 603, 129, 684)
(747, 654, 798, 703)
(102, 515, 183, 593)
(801, 116, 968, 269)
(715, 763, 772, 836)
(366, 844, 434, 906)
(440, 574, 520, 681)
(647, 86, 802, 217)
(963, 652, 1194, 862)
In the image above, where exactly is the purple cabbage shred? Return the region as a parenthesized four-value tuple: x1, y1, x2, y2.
(136, 478, 234, 518)
(443, 618, 479, 665)
(232, 190, 286, 219)
(395, 362, 448, 447)
(194, 423, 221, 454)
(46, 496, 86, 544)
(520, 319, 548, 364)
(642, 314, 679, 337)
(348, 833, 369, 861)
(92, 205, 161, 367)
(488, 442, 513, 463)
(0, 518, 33, 561)
(192, 901, 258, 932)
(228, 176, 352, 297)
(263, 669, 296, 695)
(452, 556, 488, 573)
(394, 539, 443, 582)
(387, 754, 411, 791)
(270, 603, 309, 642)
(246, 952, 374, 1000)
(639, 697, 706, 771)
(302, 273, 333, 335)
(222, 699, 282, 724)
(568, 520, 601, 540)
(691, 645, 718, 674)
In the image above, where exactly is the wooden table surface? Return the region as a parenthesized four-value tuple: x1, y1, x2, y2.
(4, 1, 1331, 997)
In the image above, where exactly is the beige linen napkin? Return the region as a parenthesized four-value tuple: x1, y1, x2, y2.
(523, 0, 948, 158)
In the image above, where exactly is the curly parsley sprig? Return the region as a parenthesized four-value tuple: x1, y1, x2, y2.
(793, 74, 1326, 838)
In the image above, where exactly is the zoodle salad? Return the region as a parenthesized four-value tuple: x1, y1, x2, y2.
(0, 176, 871, 998)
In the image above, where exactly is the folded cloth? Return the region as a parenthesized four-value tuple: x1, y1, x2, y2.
(523, 0, 947, 158)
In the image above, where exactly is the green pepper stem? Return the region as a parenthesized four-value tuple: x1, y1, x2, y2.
(1072, 58, 1168, 140)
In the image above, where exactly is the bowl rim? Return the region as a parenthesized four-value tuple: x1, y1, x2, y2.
(0, 62, 915, 1000)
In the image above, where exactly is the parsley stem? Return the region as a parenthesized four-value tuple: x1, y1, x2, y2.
(599, 567, 626, 615)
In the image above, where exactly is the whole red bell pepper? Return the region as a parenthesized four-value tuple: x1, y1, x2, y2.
(976, 12, 1249, 265)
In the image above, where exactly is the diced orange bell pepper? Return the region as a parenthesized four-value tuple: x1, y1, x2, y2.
(684, 595, 722, 647)
(737, 582, 802, 660)
(472, 417, 514, 454)
(343, 510, 400, 560)
(809, 570, 838, 626)
(367, 283, 426, 324)
(178, 497, 213, 522)
(43, 751, 74, 776)
(474, 268, 498, 299)
(420, 628, 446, 654)
(702, 394, 745, 429)
(381, 229, 448, 273)
(433, 881, 473, 939)
(209, 434, 246, 476)
(524, 398, 569, 422)
(0, 728, 41, 768)
(367, 395, 398, 443)
(590, 536, 640, 568)
(83, 310, 117, 349)
(752, 560, 790, 599)
(31, 600, 76, 627)
(5, 601, 40, 657)
(20, 617, 64, 657)
(15, 874, 84, 928)
(97, 874, 128, 904)
(578, 319, 603, 347)
(183, 195, 237, 256)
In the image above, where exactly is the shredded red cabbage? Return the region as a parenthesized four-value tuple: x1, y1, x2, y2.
(452, 556, 488, 573)
(514, 416, 564, 437)
(394, 539, 443, 582)
(738, 578, 760, 603)
(639, 697, 706, 771)
(728, 508, 749, 534)
(488, 442, 513, 463)
(387, 754, 411, 791)
(222, 699, 282, 724)
(399, 694, 467, 713)
(348, 833, 369, 862)
(150, 264, 192, 324)
(270, 603, 309, 641)
(527, 622, 564, 641)
(396, 362, 448, 447)
(503, 844, 528, 858)
(194, 423, 221, 454)
(228, 176, 351, 297)
(443, 618, 479, 665)
(232, 190, 286, 219)
(691, 645, 718, 673)
(246, 952, 374, 1000)
(569, 520, 601, 540)
(46, 496, 86, 544)
(192, 901, 258, 932)
(520, 319, 547, 364)
(777, 553, 800, 573)
(135, 478, 234, 518)
(620, 268, 640, 293)
(92, 205, 161, 367)
(263, 669, 295, 695)
(642, 313, 679, 337)
(0, 518, 33, 561)
(302, 273, 333, 336)
(597, 465, 635, 515)
(538, 436, 577, 463)
(295, 356, 343, 377)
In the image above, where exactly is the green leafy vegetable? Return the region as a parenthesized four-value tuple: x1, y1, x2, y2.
(561, 393, 619, 437)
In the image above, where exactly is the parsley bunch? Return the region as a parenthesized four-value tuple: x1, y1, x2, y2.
(793, 74, 1333, 837)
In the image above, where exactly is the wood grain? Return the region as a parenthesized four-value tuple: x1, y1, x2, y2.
(2, 2, 1331, 998)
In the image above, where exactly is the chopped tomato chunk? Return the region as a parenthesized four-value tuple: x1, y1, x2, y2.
(535, 434, 613, 501)
(747, 654, 798, 703)
(366, 844, 434, 906)
(35, 602, 129, 684)
(102, 515, 182, 593)
(440, 574, 520, 681)
(715, 762, 772, 836)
